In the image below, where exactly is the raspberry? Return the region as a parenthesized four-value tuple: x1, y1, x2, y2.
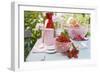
(74, 34, 85, 41)
(66, 48, 79, 58)
(56, 34, 71, 42)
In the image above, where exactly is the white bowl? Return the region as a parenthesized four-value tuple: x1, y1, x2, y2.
(68, 26, 88, 40)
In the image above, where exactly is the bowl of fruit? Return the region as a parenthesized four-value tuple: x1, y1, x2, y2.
(55, 32, 72, 53)
(67, 17, 88, 41)
(68, 26, 88, 41)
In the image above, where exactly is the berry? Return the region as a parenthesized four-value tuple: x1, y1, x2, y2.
(67, 50, 73, 58)
(56, 34, 71, 42)
(74, 34, 85, 41)
(66, 48, 79, 58)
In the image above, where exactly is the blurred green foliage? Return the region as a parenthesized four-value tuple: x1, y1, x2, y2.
(74, 13, 90, 27)
(24, 11, 43, 61)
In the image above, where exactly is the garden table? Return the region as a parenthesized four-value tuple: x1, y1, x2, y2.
(26, 38, 90, 62)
